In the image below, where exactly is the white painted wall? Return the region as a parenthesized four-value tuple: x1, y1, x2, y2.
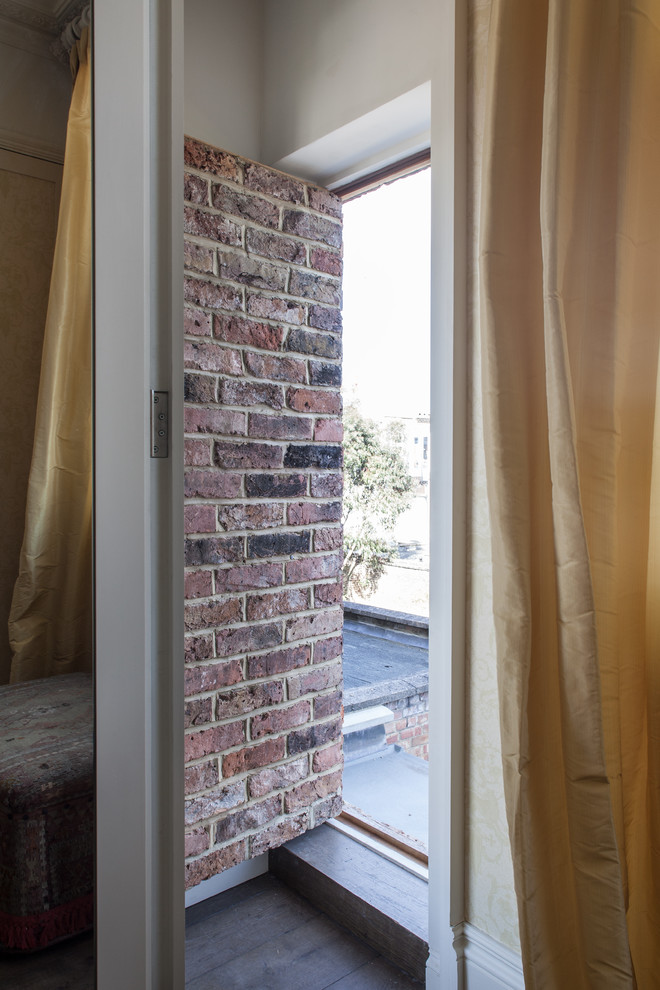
(261, 0, 436, 167)
(184, 0, 262, 161)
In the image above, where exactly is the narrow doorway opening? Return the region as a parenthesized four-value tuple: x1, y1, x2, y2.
(337, 159, 431, 864)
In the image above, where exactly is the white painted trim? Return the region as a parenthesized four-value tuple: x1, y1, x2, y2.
(342, 705, 394, 733)
(327, 817, 429, 881)
(184, 854, 269, 908)
(0, 125, 64, 163)
(94, 0, 184, 987)
(427, 0, 467, 987)
(454, 924, 525, 990)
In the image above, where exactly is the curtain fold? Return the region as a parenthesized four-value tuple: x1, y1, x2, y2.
(8, 28, 92, 682)
(480, 0, 660, 985)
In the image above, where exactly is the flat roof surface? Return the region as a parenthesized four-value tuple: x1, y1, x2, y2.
(343, 618, 428, 710)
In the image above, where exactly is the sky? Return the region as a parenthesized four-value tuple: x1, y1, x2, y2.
(341, 167, 431, 422)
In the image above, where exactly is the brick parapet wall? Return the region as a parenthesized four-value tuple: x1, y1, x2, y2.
(183, 137, 344, 889)
(384, 690, 429, 760)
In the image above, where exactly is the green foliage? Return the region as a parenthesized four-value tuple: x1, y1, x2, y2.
(342, 405, 413, 599)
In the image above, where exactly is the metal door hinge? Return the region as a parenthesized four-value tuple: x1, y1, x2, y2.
(150, 390, 169, 458)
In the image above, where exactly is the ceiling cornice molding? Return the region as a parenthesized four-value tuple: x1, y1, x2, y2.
(0, 0, 57, 34)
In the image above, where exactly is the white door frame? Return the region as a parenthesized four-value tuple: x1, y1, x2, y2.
(427, 0, 467, 987)
(94, 1, 184, 987)
(93, 0, 466, 985)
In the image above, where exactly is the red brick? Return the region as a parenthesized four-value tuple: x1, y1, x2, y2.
(289, 270, 341, 306)
(283, 770, 342, 813)
(245, 351, 306, 384)
(185, 659, 243, 695)
(184, 173, 209, 205)
(287, 718, 342, 755)
(185, 720, 245, 762)
(245, 474, 307, 498)
(185, 780, 245, 826)
(314, 418, 343, 442)
(251, 700, 310, 739)
(184, 596, 243, 632)
(313, 635, 342, 663)
(212, 184, 280, 229)
(308, 304, 341, 333)
(286, 388, 341, 415)
(288, 662, 342, 700)
(216, 680, 284, 719)
(184, 139, 239, 180)
(286, 553, 342, 584)
(307, 185, 342, 218)
(248, 413, 313, 441)
(215, 795, 281, 843)
(287, 502, 341, 525)
(184, 307, 212, 337)
(246, 587, 309, 621)
(309, 360, 341, 387)
(248, 756, 309, 799)
(312, 793, 343, 826)
(214, 314, 284, 351)
(312, 741, 343, 773)
(185, 438, 212, 466)
(184, 503, 217, 535)
(184, 241, 214, 273)
(185, 373, 216, 404)
(313, 580, 342, 606)
(311, 473, 343, 497)
(222, 737, 287, 777)
(184, 536, 244, 565)
(184, 569, 213, 600)
(219, 379, 284, 410)
(217, 503, 284, 532)
(184, 470, 242, 499)
(185, 633, 214, 664)
(215, 561, 282, 592)
(250, 815, 307, 857)
(309, 247, 342, 277)
(285, 328, 340, 360)
(184, 407, 246, 436)
(185, 841, 247, 889)
(214, 440, 282, 470)
(247, 294, 306, 325)
(218, 253, 287, 292)
(185, 827, 210, 858)
(313, 690, 342, 720)
(286, 609, 343, 643)
(246, 644, 311, 680)
(184, 340, 242, 376)
(247, 531, 310, 559)
(183, 206, 242, 246)
(282, 209, 341, 248)
(246, 228, 306, 264)
(314, 528, 343, 552)
(184, 697, 213, 728)
(215, 622, 282, 658)
(184, 276, 243, 312)
(244, 163, 305, 204)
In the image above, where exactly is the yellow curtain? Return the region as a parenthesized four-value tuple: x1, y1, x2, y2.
(8, 28, 92, 682)
(480, 1, 659, 986)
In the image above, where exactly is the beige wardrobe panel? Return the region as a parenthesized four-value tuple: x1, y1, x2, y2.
(0, 151, 61, 684)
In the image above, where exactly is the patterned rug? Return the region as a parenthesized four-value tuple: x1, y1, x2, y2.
(0, 673, 94, 950)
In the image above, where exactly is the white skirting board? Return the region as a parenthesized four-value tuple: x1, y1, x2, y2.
(184, 854, 269, 908)
(427, 924, 524, 990)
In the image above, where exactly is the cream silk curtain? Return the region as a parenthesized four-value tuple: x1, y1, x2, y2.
(480, 1, 659, 986)
(8, 29, 92, 682)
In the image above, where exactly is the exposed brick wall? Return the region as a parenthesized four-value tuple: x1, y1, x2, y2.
(384, 690, 429, 760)
(183, 137, 344, 889)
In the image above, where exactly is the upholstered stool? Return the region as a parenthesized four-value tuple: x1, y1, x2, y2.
(0, 673, 93, 950)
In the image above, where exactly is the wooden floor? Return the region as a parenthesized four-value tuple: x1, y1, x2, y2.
(185, 873, 423, 990)
(0, 930, 94, 989)
(0, 875, 423, 989)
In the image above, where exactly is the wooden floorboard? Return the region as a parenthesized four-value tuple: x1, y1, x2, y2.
(0, 932, 94, 990)
(185, 874, 423, 990)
